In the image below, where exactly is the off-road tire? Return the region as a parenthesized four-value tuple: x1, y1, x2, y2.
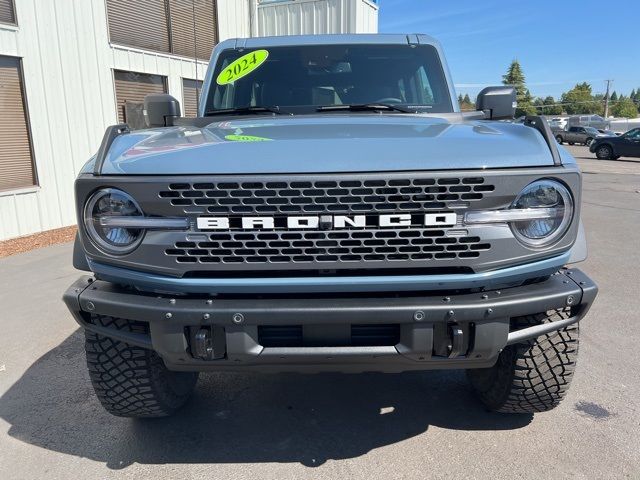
(84, 316, 199, 418)
(467, 310, 579, 414)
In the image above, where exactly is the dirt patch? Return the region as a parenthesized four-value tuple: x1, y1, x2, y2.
(0, 226, 77, 258)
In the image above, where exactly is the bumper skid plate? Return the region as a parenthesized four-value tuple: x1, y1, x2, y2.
(63, 269, 597, 373)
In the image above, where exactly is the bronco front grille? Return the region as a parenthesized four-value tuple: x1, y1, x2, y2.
(78, 168, 581, 276)
(159, 176, 495, 214)
(159, 175, 496, 269)
(165, 229, 490, 265)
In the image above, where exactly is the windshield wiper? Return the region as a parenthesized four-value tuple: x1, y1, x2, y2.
(316, 103, 416, 113)
(204, 105, 289, 116)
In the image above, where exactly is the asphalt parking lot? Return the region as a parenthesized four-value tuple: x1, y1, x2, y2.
(1, 145, 639, 479)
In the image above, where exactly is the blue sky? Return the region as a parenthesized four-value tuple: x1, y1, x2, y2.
(378, 0, 639, 100)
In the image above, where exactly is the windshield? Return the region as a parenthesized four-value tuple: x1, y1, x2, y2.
(585, 127, 600, 135)
(205, 44, 453, 114)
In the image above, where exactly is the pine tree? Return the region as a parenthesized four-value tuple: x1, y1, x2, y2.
(458, 94, 464, 104)
(610, 91, 618, 102)
(502, 59, 527, 98)
(631, 89, 637, 101)
(502, 59, 535, 116)
(612, 97, 639, 118)
(463, 94, 471, 104)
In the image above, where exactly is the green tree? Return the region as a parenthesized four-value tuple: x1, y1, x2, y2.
(502, 59, 535, 117)
(631, 89, 637, 100)
(458, 93, 475, 111)
(612, 97, 639, 118)
(502, 59, 526, 97)
(593, 93, 606, 115)
(610, 91, 618, 102)
(560, 82, 600, 114)
(542, 96, 562, 115)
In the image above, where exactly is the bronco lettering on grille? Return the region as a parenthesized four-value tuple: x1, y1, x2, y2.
(196, 213, 457, 230)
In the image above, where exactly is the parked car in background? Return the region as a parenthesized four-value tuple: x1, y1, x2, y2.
(590, 127, 640, 159)
(548, 117, 567, 129)
(597, 129, 619, 137)
(567, 114, 609, 130)
(554, 125, 601, 146)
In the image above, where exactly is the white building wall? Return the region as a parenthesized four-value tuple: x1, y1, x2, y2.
(354, 0, 378, 33)
(256, 0, 378, 36)
(216, 0, 379, 40)
(0, 0, 208, 241)
(216, 0, 252, 41)
(0, 0, 378, 241)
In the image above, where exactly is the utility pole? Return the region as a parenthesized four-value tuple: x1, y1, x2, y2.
(604, 79, 613, 118)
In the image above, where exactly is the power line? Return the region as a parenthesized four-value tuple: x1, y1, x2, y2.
(531, 98, 640, 109)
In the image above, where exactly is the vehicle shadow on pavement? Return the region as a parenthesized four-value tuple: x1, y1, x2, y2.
(0, 330, 532, 468)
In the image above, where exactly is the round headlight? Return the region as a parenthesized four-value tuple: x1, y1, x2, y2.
(83, 188, 144, 254)
(510, 180, 573, 248)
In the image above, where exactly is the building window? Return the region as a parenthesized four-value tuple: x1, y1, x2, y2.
(0, 56, 36, 191)
(106, 0, 218, 60)
(182, 78, 203, 117)
(0, 0, 16, 25)
(113, 70, 167, 128)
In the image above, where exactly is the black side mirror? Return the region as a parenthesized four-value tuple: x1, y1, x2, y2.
(476, 86, 517, 120)
(144, 94, 181, 128)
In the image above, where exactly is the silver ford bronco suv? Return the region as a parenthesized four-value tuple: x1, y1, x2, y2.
(64, 34, 597, 418)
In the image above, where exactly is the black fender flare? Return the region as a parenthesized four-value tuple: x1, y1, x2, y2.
(72, 232, 91, 271)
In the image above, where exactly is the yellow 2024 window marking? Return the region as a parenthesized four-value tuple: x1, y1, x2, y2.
(224, 134, 272, 142)
(216, 50, 269, 85)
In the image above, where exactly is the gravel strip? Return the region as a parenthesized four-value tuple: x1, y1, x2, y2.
(0, 226, 77, 258)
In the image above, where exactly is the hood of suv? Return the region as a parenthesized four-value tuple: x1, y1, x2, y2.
(98, 115, 556, 175)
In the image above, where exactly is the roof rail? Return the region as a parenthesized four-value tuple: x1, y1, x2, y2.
(93, 124, 130, 175)
(524, 116, 562, 166)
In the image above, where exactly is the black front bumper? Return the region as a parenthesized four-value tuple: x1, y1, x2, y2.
(63, 269, 597, 373)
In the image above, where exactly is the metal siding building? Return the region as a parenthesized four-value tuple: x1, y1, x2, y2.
(0, 0, 378, 241)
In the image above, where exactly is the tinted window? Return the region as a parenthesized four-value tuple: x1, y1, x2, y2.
(205, 44, 453, 114)
(625, 129, 640, 139)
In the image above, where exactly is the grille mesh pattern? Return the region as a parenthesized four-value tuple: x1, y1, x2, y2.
(165, 229, 491, 264)
(159, 177, 495, 214)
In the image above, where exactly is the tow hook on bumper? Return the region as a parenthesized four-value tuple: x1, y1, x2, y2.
(447, 324, 464, 358)
(191, 326, 226, 360)
(193, 328, 213, 360)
